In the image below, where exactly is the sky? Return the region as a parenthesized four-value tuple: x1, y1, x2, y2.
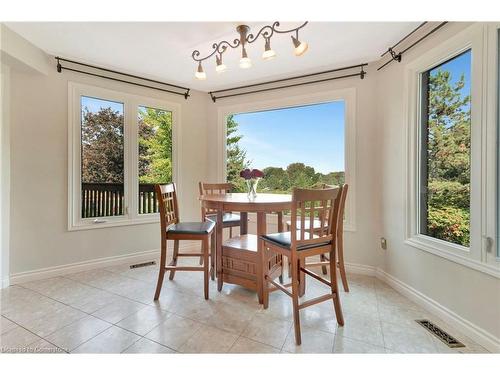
(81, 96, 124, 114)
(430, 49, 471, 99)
(232, 101, 345, 174)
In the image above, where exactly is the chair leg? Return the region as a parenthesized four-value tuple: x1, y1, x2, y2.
(154, 240, 167, 300)
(169, 240, 179, 280)
(278, 254, 284, 284)
(337, 239, 349, 292)
(262, 246, 270, 309)
(329, 247, 344, 326)
(320, 254, 328, 275)
(291, 256, 302, 345)
(210, 231, 216, 281)
(203, 238, 209, 300)
(299, 258, 306, 297)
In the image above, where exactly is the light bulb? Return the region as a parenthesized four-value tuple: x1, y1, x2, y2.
(291, 35, 309, 56)
(262, 38, 276, 60)
(239, 57, 252, 69)
(239, 47, 252, 69)
(195, 62, 206, 80)
(215, 55, 227, 73)
(216, 63, 227, 73)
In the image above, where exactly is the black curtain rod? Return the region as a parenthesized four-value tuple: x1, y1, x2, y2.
(380, 22, 427, 58)
(55, 57, 190, 99)
(377, 22, 448, 71)
(210, 63, 368, 95)
(209, 69, 366, 102)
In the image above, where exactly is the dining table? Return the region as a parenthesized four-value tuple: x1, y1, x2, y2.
(199, 192, 292, 303)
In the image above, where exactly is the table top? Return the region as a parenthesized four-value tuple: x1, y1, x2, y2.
(199, 193, 292, 212)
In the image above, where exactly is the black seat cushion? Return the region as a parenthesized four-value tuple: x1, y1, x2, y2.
(167, 221, 215, 235)
(261, 231, 331, 251)
(206, 213, 241, 225)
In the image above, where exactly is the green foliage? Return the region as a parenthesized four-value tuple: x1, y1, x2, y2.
(425, 67, 471, 246)
(226, 115, 250, 192)
(427, 206, 470, 246)
(138, 107, 173, 184)
(81, 107, 124, 183)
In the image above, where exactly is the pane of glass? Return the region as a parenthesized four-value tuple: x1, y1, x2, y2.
(419, 50, 471, 247)
(138, 106, 173, 214)
(81, 96, 124, 218)
(226, 101, 345, 194)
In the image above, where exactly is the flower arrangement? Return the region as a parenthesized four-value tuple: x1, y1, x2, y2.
(240, 168, 264, 198)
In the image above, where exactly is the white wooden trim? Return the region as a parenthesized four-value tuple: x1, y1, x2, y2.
(67, 82, 181, 231)
(403, 23, 499, 277)
(376, 268, 500, 353)
(215, 87, 357, 231)
(9, 241, 197, 285)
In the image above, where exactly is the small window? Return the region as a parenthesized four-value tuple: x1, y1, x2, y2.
(138, 106, 173, 214)
(81, 96, 124, 218)
(419, 50, 472, 247)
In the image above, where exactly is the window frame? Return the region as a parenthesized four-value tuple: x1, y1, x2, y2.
(404, 24, 499, 277)
(68, 82, 181, 231)
(216, 87, 357, 231)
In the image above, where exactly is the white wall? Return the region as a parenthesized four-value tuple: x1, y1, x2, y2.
(0, 64, 11, 287)
(376, 22, 500, 342)
(6, 52, 209, 276)
(205, 67, 384, 270)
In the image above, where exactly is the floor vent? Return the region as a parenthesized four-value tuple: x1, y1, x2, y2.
(130, 261, 156, 269)
(415, 319, 465, 348)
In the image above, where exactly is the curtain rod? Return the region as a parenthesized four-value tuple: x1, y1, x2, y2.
(55, 57, 191, 99)
(208, 64, 367, 102)
(377, 22, 448, 71)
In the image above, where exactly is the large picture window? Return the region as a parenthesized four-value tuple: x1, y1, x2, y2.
(226, 102, 345, 194)
(419, 50, 471, 247)
(219, 88, 356, 230)
(69, 83, 178, 230)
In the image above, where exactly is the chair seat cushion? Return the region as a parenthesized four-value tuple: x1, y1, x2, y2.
(261, 231, 331, 251)
(167, 221, 215, 235)
(285, 218, 325, 230)
(206, 213, 241, 225)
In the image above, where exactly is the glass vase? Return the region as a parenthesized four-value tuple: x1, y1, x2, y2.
(246, 178, 259, 198)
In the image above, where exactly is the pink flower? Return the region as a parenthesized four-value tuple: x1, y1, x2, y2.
(251, 169, 264, 178)
(240, 169, 252, 179)
(240, 168, 264, 180)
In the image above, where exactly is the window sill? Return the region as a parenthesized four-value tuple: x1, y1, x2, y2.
(68, 215, 159, 232)
(405, 235, 500, 279)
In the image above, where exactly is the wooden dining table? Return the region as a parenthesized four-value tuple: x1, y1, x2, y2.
(199, 193, 292, 303)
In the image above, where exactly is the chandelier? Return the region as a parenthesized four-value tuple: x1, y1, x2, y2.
(192, 21, 309, 80)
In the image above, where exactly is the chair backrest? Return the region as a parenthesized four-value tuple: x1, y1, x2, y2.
(155, 183, 179, 232)
(336, 184, 348, 237)
(198, 182, 233, 217)
(289, 186, 342, 250)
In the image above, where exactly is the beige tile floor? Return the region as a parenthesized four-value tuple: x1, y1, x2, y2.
(0, 258, 490, 354)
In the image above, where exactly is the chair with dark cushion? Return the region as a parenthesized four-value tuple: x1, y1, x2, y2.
(154, 183, 215, 301)
(198, 182, 242, 236)
(261, 186, 345, 345)
(285, 184, 349, 292)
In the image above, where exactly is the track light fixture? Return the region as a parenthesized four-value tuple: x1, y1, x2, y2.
(192, 21, 308, 80)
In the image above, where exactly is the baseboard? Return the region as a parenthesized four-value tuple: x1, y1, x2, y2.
(1, 276, 10, 289)
(9, 241, 198, 285)
(375, 268, 500, 353)
(344, 262, 377, 276)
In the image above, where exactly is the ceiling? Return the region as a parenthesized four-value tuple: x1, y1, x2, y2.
(5, 22, 419, 91)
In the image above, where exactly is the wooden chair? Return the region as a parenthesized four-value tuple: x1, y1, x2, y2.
(261, 186, 344, 345)
(198, 182, 243, 238)
(286, 184, 349, 292)
(154, 183, 216, 301)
